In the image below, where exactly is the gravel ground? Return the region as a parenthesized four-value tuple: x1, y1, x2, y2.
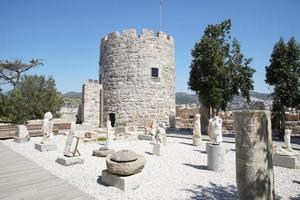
(1, 136, 300, 200)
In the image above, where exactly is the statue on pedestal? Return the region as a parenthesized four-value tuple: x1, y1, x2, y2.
(41, 112, 53, 144)
(208, 116, 223, 144)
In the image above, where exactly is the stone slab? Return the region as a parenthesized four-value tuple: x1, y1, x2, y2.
(35, 143, 57, 152)
(137, 134, 154, 141)
(153, 143, 163, 156)
(206, 143, 224, 171)
(13, 137, 30, 143)
(101, 169, 145, 191)
(56, 156, 84, 166)
(273, 154, 298, 169)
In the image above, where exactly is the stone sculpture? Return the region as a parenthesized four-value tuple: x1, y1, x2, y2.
(102, 149, 146, 191)
(106, 120, 113, 147)
(192, 114, 201, 146)
(14, 125, 30, 143)
(155, 123, 166, 144)
(35, 112, 57, 152)
(207, 116, 223, 144)
(146, 119, 157, 136)
(233, 110, 274, 200)
(274, 129, 298, 157)
(41, 112, 53, 144)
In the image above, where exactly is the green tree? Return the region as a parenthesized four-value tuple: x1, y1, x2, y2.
(265, 37, 300, 138)
(188, 19, 255, 116)
(8, 75, 64, 123)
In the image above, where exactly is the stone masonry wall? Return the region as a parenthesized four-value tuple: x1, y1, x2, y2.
(99, 28, 175, 127)
(81, 80, 102, 127)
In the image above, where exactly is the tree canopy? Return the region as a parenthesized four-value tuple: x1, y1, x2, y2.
(0, 59, 43, 88)
(188, 19, 255, 114)
(2, 75, 64, 123)
(265, 37, 300, 137)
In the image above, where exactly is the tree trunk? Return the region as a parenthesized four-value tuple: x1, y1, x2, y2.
(279, 106, 285, 140)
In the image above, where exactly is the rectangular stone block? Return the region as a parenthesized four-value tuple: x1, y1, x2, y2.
(56, 156, 84, 166)
(153, 143, 163, 156)
(35, 143, 57, 152)
(137, 134, 154, 141)
(273, 154, 298, 169)
(101, 170, 145, 191)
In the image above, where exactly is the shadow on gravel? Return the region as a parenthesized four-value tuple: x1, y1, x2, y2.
(183, 182, 238, 200)
(182, 163, 208, 170)
(179, 142, 194, 146)
(193, 149, 206, 154)
(145, 151, 153, 155)
(293, 180, 300, 184)
(97, 176, 109, 187)
(290, 194, 300, 200)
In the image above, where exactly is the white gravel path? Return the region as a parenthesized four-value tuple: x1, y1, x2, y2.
(1, 136, 300, 200)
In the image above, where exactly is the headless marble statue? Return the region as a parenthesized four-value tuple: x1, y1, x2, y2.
(41, 112, 53, 144)
(208, 116, 223, 144)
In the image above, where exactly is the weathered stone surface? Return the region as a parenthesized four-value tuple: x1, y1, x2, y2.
(193, 114, 201, 138)
(101, 169, 145, 191)
(273, 154, 298, 169)
(206, 143, 224, 171)
(111, 150, 138, 163)
(137, 134, 154, 141)
(14, 136, 30, 143)
(93, 149, 115, 157)
(153, 143, 163, 156)
(233, 110, 274, 200)
(56, 156, 84, 166)
(64, 131, 75, 157)
(35, 143, 57, 152)
(14, 125, 30, 143)
(41, 112, 54, 144)
(100, 29, 175, 127)
(106, 154, 146, 176)
(81, 80, 103, 127)
(192, 136, 201, 146)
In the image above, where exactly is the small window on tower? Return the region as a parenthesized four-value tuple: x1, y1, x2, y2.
(151, 68, 159, 78)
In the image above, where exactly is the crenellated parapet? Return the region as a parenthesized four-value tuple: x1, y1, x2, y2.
(101, 28, 174, 45)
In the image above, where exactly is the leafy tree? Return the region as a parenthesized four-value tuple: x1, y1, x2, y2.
(8, 75, 64, 123)
(265, 37, 300, 138)
(188, 19, 255, 116)
(0, 59, 43, 88)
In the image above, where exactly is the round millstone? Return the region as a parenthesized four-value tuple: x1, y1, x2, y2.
(99, 146, 109, 151)
(106, 154, 146, 176)
(92, 149, 115, 157)
(110, 150, 138, 163)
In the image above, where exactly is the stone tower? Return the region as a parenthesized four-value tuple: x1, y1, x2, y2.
(99, 28, 175, 127)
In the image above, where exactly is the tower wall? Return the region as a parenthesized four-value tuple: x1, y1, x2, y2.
(99, 28, 175, 127)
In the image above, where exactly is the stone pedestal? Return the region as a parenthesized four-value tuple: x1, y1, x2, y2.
(101, 169, 145, 191)
(233, 110, 274, 200)
(153, 143, 163, 156)
(206, 143, 224, 171)
(137, 134, 154, 141)
(35, 143, 57, 152)
(273, 154, 298, 169)
(56, 156, 84, 166)
(192, 136, 201, 146)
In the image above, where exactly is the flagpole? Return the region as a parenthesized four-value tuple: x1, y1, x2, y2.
(159, 0, 162, 31)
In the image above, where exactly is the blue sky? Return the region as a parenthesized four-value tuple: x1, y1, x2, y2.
(0, 0, 299, 94)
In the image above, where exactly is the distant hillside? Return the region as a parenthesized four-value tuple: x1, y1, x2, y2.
(64, 91, 81, 99)
(175, 91, 273, 110)
(175, 92, 199, 105)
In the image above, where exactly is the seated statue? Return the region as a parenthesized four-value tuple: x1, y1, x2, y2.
(155, 123, 166, 144)
(41, 112, 53, 144)
(207, 116, 223, 144)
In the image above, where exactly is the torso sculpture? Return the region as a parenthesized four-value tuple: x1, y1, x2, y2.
(145, 119, 157, 136)
(41, 112, 53, 144)
(155, 123, 166, 143)
(193, 114, 201, 138)
(208, 116, 223, 144)
(106, 120, 113, 140)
